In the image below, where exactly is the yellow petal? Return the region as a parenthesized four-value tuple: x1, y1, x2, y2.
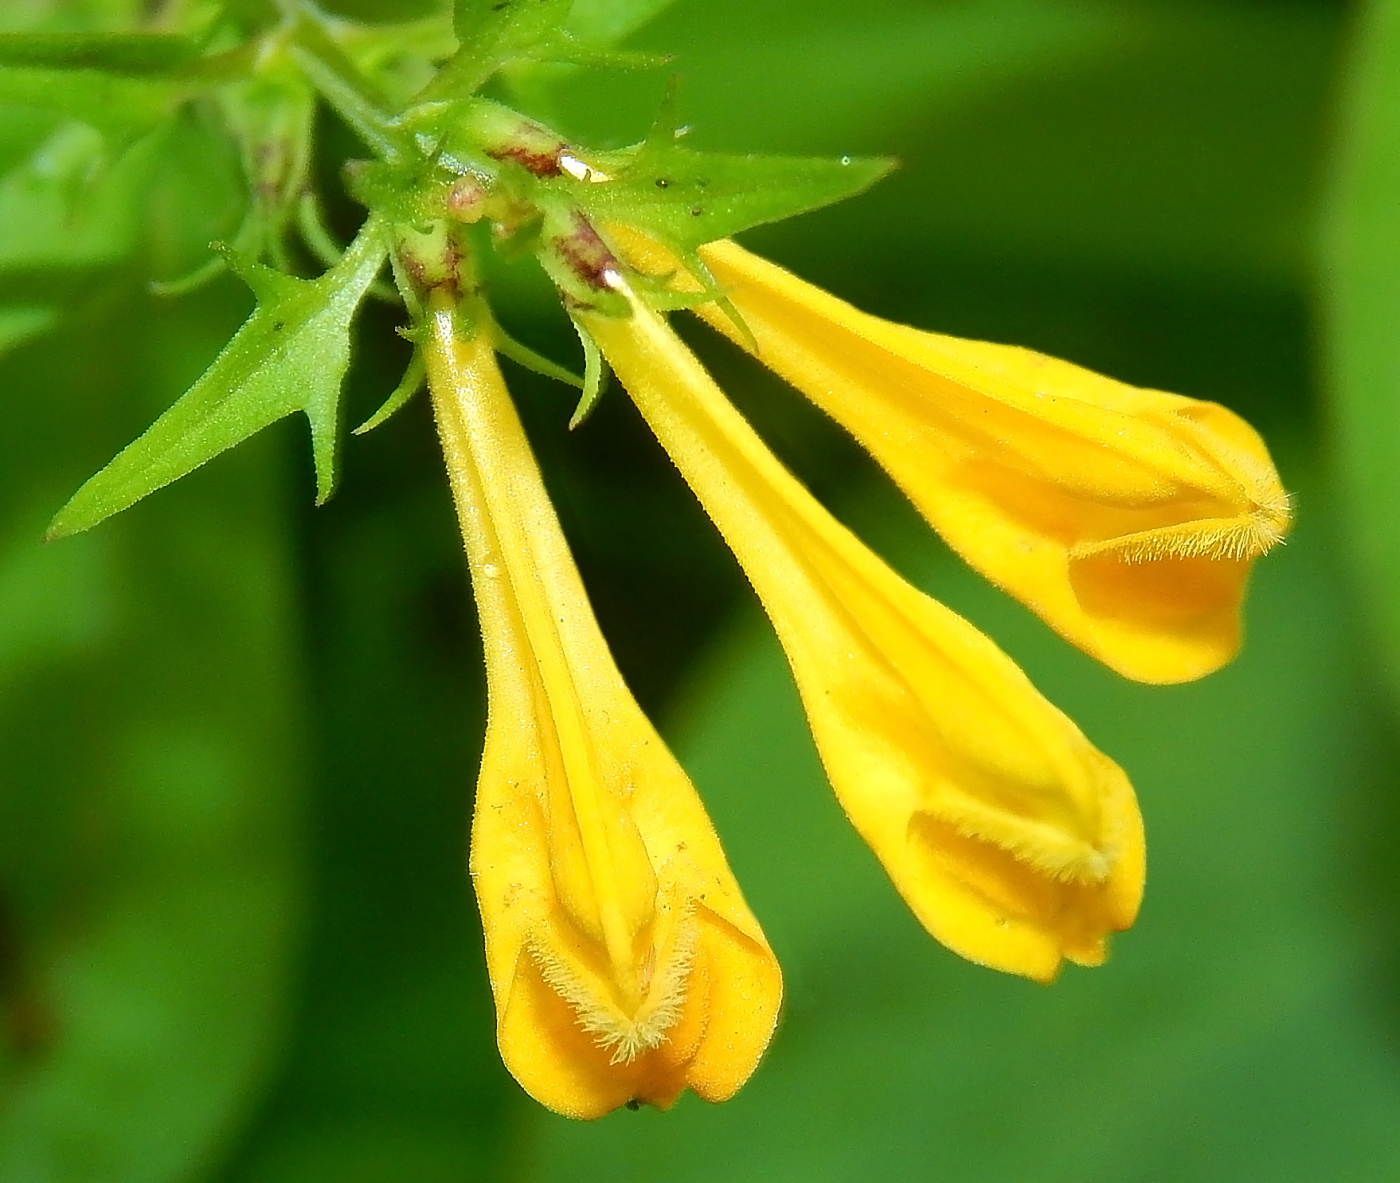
(423, 295, 781, 1119)
(580, 292, 1144, 984)
(615, 230, 1290, 684)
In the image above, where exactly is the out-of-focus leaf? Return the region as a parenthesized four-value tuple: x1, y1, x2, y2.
(550, 0, 1122, 149)
(216, 406, 510, 1183)
(1323, 0, 1400, 709)
(0, 33, 200, 75)
(552, 0, 1340, 289)
(565, 0, 676, 46)
(0, 307, 54, 357)
(0, 270, 303, 1182)
(142, 90, 254, 287)
(216, 70, 317, 267)
(49, 222, 389, 539)
(0, 122, 158, 279)
(0, 121, 166, 357)
(337, 13, 456, 107)
(491, 0, 676, 119)
(318, 0, 445, 24)
(0, 66, 181, 136)
(436, 0, 656, 99)
(438, 0, 572, 94)
(0, 108, 63, 174)
(520, 456, 1400, 1180)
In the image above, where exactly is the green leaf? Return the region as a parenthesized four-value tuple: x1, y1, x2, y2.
(48, 221, 389, 539)
(571, 137, 894, 253)
(1324, 0, 1400, 710)
(0, 33, 200, 75)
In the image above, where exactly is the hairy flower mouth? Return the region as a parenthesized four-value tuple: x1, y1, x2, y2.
(528, 892, 699, 1065)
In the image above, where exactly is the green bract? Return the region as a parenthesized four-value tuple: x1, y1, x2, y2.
(49, 223, 387, 538)
(27, 1, 888, 535)
(569, 140, 892, 253)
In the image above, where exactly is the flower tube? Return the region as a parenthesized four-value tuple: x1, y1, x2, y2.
(580, 291, 1144, 984)
(423, 292, 781, 1118)
(614, 232, 1290, 685)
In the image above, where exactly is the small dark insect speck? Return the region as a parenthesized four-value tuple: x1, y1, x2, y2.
(654, 177, 669, 188)
(625, 1099, 641, 1111)
(272, 321, 285, 331)
(690, 206, 703, 216)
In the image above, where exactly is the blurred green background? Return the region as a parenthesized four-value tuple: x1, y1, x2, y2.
(7, 0, 1400, 1179)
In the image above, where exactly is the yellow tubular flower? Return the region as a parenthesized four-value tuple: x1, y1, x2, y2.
(423, 292, 781, 1119)
(579, 292, 1144, 984)
(615, 232, 1290, 685)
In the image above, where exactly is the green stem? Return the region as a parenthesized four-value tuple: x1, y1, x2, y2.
(288, 18, 405, 164)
